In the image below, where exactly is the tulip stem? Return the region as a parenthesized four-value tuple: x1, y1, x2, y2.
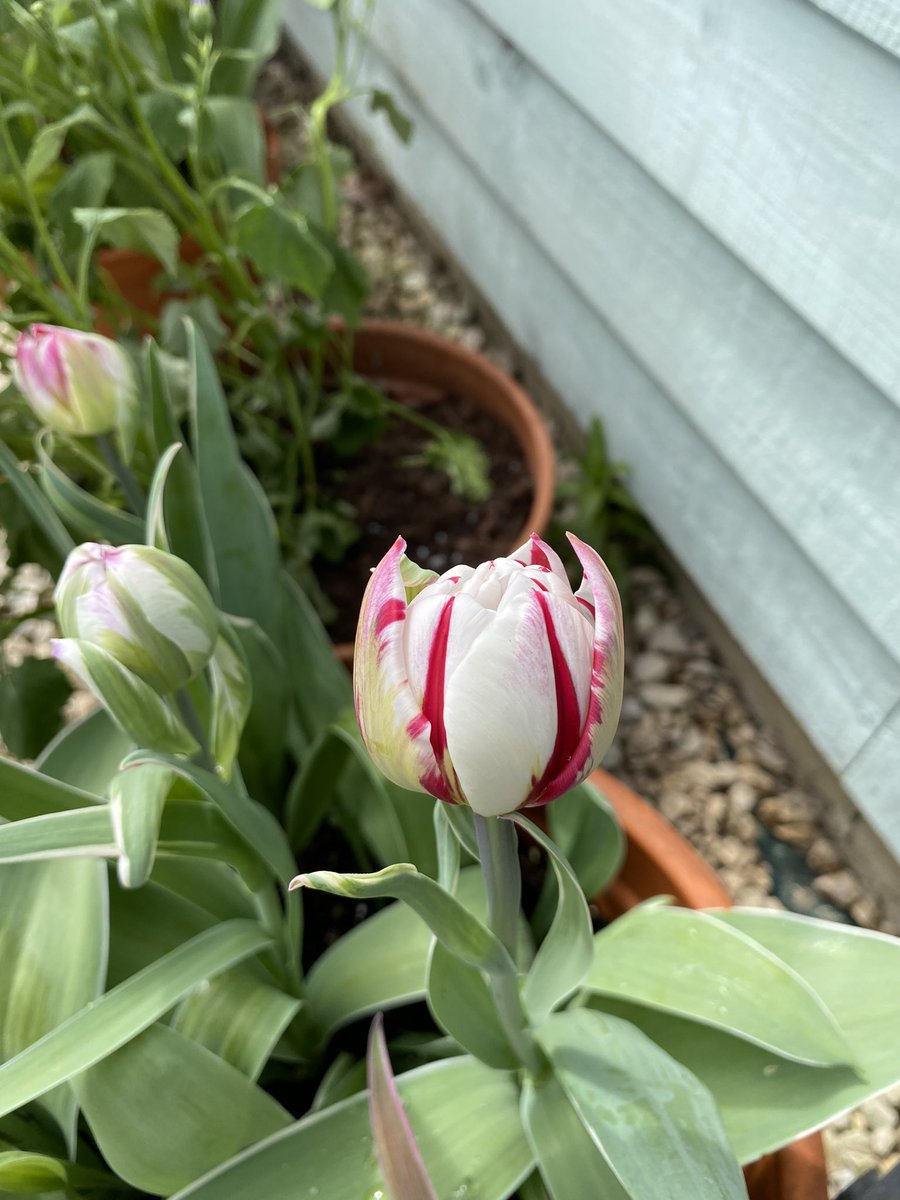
(96, 435, 146, 518)
(175, 688, 217, 775)
(473, 813, 543, 1077)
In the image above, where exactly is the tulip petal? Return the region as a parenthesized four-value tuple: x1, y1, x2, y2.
(442, 584, 591, 817)
(529, 534, 624, 806)
(353, 538, 439, 796)
(510, 532, 569, 583)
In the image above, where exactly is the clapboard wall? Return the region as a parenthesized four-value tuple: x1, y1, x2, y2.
(284, 0, 900, 864)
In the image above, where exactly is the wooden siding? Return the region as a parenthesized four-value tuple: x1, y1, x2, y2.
(284, 0, 900, 861)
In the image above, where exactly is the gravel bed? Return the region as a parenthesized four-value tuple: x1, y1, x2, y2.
(260, 51, 900, 1194)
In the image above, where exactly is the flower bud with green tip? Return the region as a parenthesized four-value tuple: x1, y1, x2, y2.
(13, 324, 137, 437)
(53, 542, 219, 695)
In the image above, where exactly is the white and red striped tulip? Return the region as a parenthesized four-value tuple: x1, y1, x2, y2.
(13, 324, 137, 437)
(353, 533, 624, 818)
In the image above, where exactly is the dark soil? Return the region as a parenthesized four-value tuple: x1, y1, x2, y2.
(316, 379, 533, 644)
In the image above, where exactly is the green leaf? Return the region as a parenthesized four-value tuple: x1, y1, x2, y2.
(304, 867, 490, 1038)
(0, 657, 71, 761)
(169, 1056, 532, 1200)
(35, 431, 144, 545)
(0, 806, 114, 863)
(547, 778, 624, 901)
(0, 1150, 67, 1193)
(74, 207, 179, 276)
(145, 342, 220, 597)
(0, 755, 103, 820)
(109, 761, 174, 888)
(367, 1014, 438, 1200)
(74, 1023, 290, 1195)
(583, 904, 853, 1065)
(0, 440, 74, 566)
(172, 969, 300, 1080)
(24, 106, 96, 183)
(213, 0, 283, 93)
(513, 815, 593, 1024)
(188, 323, 280, 637)
(36, 708, 132, 794)
(426, 939, 517, 1070)
(201, 96, 265, 186)
(226, 616, 285, 806)
(49, 152, 115, 253)
(144, 441, 184, 553)
(233, 203, 333, 297)
(0, 857, 107, 1149)
(292, 863, 515, 977)
(314, 226, 369, 325)
(537, 1009, 748, 1200)
(328, 723, 409, 866)
(55, 640, 198, 756)
(521, 1071, 629, 1200)
(0, 921, 271, 1121)
(207, 624, 252, 781)
(122, 752, 296, 886)
(369, 89, 413, 143)
(278, 572, 351, 746)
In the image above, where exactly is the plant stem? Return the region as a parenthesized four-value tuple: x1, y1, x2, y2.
(95, 434, 145, 517)
(174, 687, 216, 774)
(472, 812, 543, 1076)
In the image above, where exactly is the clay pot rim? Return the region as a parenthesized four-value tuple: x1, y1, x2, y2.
(333, 319, 556, 665)
(589, 767, 827, 1200)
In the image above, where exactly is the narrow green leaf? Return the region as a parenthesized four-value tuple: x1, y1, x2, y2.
(434, 802, 460, 892)
(123, 752, 295, 888)
(0, 1149, 67, 1192)
(0, 754, 103, 821)
(24, 106, 96, 182)
(0, 920, 271, 1120)
(328, 723, 409, 865)
(0, 857, 107, 1149)
(144, 442, 184, 552)
(367, 1014, 438, 1200)
(201, 96, 265, 186)
(74, 1023, 290, 1195)
(286, 726, 348, 852)
(169, 1057, 532, 1200)
(0, 440, 73, 565)
(145, 342, 220, 597)
(189, 324, 280, 636)
(547, 778, 624, 901)
(426, 939, 517, 1070)
(521, 1071, 629, 1200)
(278, 572, 351, 745)
(538, 1009, 748, 1200)
(513, 815, 593, 1024)
(369, 89, 413, 143)
(584, 905, 853, 1065)
(292, 863, 515, 976)
(230, 617, 287, 809)
(109, 761, 174, 888)
(35, 431, 143, 543)
(0, 806, 114, 862)
(207, 624, 252, 781)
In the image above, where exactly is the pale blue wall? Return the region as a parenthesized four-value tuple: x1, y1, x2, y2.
(285, 0, 900, 862)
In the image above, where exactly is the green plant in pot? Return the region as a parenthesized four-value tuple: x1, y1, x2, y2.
(0, 0, 496, 627)
(0, 331, 897, 1199)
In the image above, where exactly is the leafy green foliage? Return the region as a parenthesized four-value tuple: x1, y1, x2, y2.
(0, 657, 70, 760)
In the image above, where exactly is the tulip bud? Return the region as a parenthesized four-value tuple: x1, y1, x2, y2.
(13, 324, 137, 437)
(54, 542, 219, 695)
(354, 533, 624, 818)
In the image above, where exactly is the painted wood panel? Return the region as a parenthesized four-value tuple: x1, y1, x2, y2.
(285, 2, 900, 859)
(810, 0, 900, 57)
(352, 0, 900, 660)
(843, 701, 900, 853)
(461, 0, 900, 416)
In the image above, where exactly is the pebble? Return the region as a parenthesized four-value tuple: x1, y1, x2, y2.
(632, 650, 671, 684)
(814, 869, 863, 910)
(640, 682, 693, 710)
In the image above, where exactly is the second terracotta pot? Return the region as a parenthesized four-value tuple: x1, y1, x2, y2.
(590, 768, 828, 1200)
(334, 320, 556, 665)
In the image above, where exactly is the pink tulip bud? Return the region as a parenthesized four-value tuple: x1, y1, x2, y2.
(354, 533, 624, 818)
(13, 324, 137, 437)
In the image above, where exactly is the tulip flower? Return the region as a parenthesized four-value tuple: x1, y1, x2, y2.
(13, 324, 137, 437)
(53, 542, 219, 695)
(354, 533, 624, 818)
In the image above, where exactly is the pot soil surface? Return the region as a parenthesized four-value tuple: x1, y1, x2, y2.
(316, 378, 532, 644)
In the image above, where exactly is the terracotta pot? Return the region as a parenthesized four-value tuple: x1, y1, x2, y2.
(589, 768, 828, 1200)
(333, 320, 556, 665)
(95, 111, 280, 328)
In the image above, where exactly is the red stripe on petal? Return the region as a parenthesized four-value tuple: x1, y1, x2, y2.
(529, 540, 551, 569)
(421, 596, 455, 762)
(376, 597, 406, 636)
(528, 591, 583, 804)
(576, 596, 595, 618)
